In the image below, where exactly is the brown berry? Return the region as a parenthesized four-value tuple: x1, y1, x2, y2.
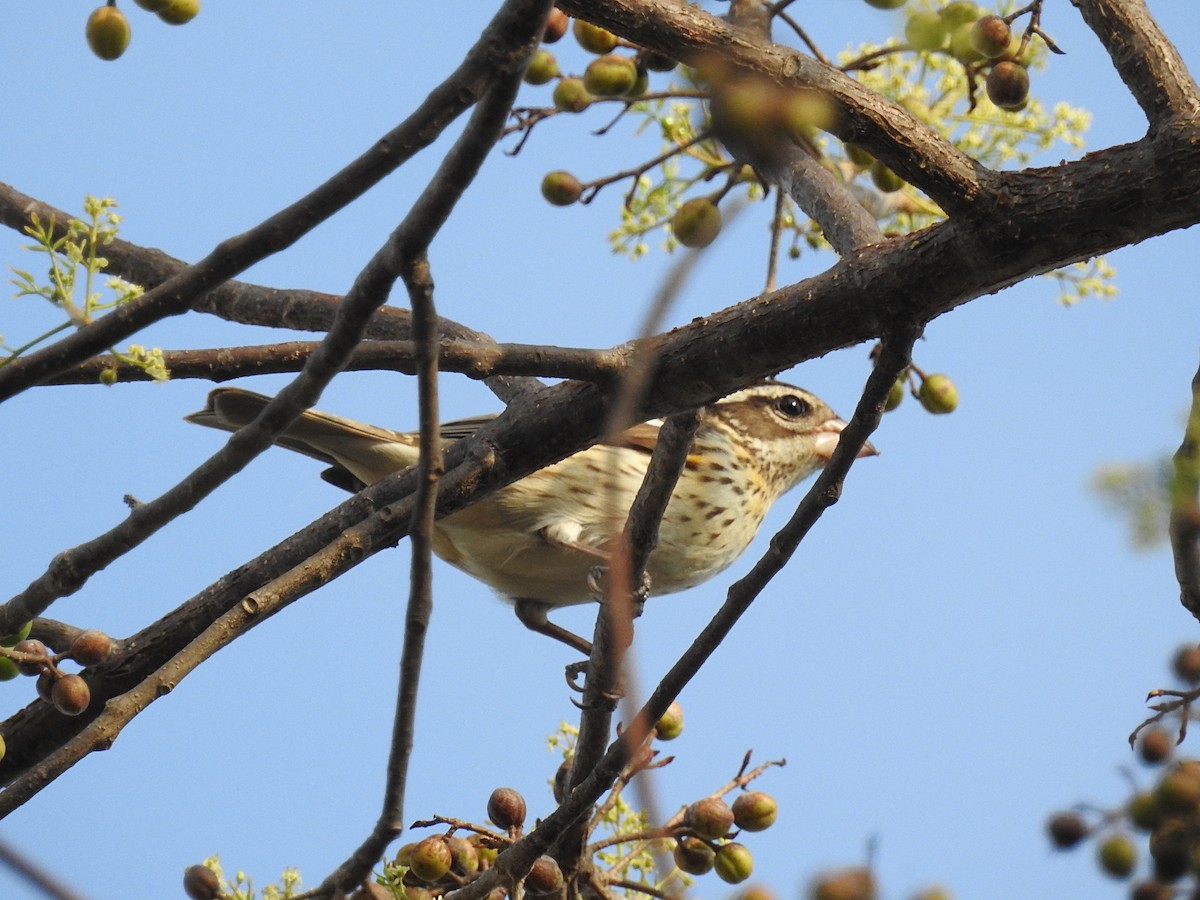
(971, 15, 1012, 58)
(1149, 821, 1191, 882)
(673, 836, 715, 875)
(525, 855, 564, 895)
(52, 674, 91, 716)
(1172, 644, 1200, 682)
(543, 9, 569, 43)
(86, 6, 131, 61)
(488, 786, 527, 830)
(949, 23, 987, 65)
(732, 791, 778, 832)
(986, 61, 1030, 111)
(810, 867, 875, 900)
(36, 669, 57, 703)
(1047, 812, 1088, 848)
(1131, 881, 1174, 900)
(541, 171, 584, 206)
(183, 864, 220, 900)
(1139, 729, 1174, 765)
(12, 639, 48, 676)
(71, 630, 115, 667)
(640, 49, 677, 72)
(687, 797, 734, 840)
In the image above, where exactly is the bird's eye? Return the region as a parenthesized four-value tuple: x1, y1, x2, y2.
(774, 394, 810, 418)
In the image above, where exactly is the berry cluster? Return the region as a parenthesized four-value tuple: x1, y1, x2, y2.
(85, 0, 200, 62)
(1046, 643, 1200, 897)
(0, 623, 116, 760)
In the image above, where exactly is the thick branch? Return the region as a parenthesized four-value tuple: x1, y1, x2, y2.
(1075, 0, 1200, 127)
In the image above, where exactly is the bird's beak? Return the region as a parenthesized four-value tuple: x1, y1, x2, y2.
(813, 417, 878, 461)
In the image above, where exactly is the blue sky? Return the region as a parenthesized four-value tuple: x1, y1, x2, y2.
(1, 2, 1198, 898)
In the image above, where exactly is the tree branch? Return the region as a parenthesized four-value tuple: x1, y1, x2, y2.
(0, 0, 545, 402)
(557, 0, 988, 217)
(41, 339, 622, 387)
(1074, 0, 1200, 127)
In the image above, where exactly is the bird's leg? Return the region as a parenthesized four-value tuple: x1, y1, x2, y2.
(513, 599, 594, 656)
(586, 566, 652, 614)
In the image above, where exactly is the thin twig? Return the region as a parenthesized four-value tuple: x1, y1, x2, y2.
(41, 340, 623, 387)
(310, 16, 544, 894)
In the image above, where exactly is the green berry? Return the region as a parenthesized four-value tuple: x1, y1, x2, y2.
(1128, 792, 1163, 831)
(671, 198, 721, 249)
(863, 0, 906, 8)
(905, 12, 948, 51)
(714, 842, 754, 884)
(408, 836, 452, 883)
(573, 20, 617, 54)
(1097, 834, 1137, 879)
(731, 791, 778, 831)
(86, 6, 131, 61)
(157, 0, 200, 25)
(552, 77, 593, 113)
(918, 373, 958, 414)
(655, 701, 684, 740)
(939, 2, 980, 28)
(541, 171, 584, 206)
(134, 0, 172, 9)
(870, 160, 905, 193)
(0, 621, 32, 647)
(949, 23, 987, 64)
(583, 53, 638, 97)
(884, 377, 906, 412)
(0, 658, 18, 682)
(524, 49, 559, 85)
(845, 143, 875, 168)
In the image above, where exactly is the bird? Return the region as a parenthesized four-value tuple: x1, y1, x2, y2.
(186, 382, 875, 653)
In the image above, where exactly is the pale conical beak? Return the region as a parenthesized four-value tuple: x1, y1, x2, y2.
(813, 417, 878, 461)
